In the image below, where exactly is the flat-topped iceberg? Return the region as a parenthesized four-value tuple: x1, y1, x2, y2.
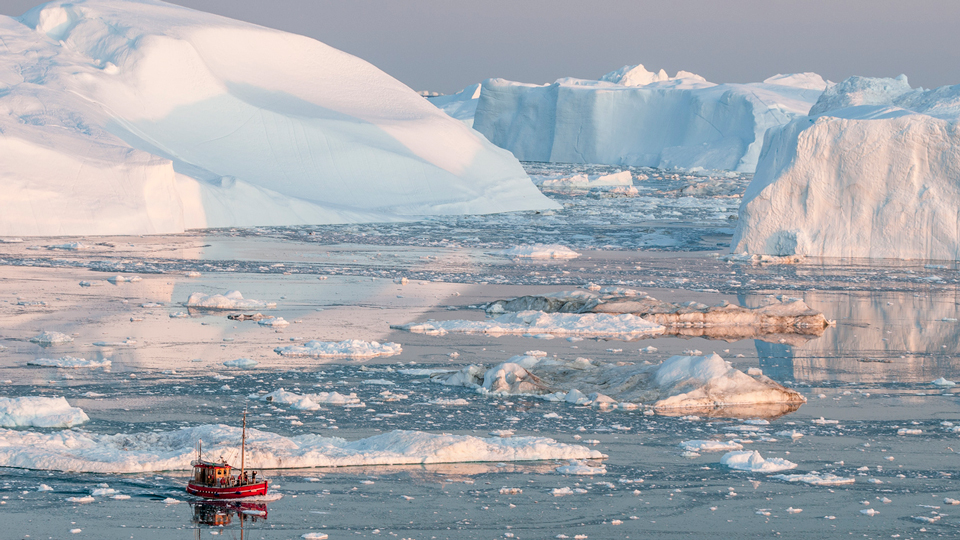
(0, 0, 555, 236)
(0, 425, 603, 472)
(0, 396, 89, 428)
(470, 65, 827, 172)
(734, 75, 960, 259)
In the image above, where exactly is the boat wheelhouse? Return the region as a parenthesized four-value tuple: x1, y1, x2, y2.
(186, 412, 268, 499)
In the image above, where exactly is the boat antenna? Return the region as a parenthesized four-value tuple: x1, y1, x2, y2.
(240, 409, 246, 481)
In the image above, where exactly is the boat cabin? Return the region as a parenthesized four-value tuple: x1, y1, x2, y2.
(192, 459, 234, 487)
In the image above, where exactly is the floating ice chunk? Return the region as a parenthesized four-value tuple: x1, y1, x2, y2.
(169, 312, 189, 318)
(65, 496, 94, 503)
(260, 388, 362, 409)
(27, 357, 110, 369)
(774, 430, 804, 439)
(0, 426, 604, 472)
(223, 358, 257, 369)
(932, 377, 956, 387)
(810, 417, 839, 425)
(396, 310, 665, 339)
(770, 473, 855, 486)
(275, 340, 402, 359)
(499, 487, 522, 494)
(897, 428, 922, 435)
(46, 242, 87, 251)
(38, 484, 53, 491)
(860, 508, 879, 516)
(184, 272, 202, 278)
(429, 398, 470, 406)
(720, 451, 797, 472)
(540, 171, 632, 190)
(186, 291, 275, 310)
(93, 340, 136, 347)
(106, 275, 141, 283)
(91, 487, 117, 496)
(680, 440, 743, 453)
(555, 460, 607, 475)
(552, 487, 575, 496)
(493, 244, 581, 260)
(258, 317, 290, 327)
(0, 396, 89, 428)
(302, 534, 329, 540)
(29, 331, 73, 345)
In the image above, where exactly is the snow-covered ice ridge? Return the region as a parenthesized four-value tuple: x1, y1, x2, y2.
(432, 353, 805, 418)
(466, 66, 827, 172)
(734, 75, 960, 259)
(0, 0, 556, 236)
(0, 425, 603, 473)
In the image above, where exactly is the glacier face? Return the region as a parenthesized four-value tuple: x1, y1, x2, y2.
(470, 66, 827, 173)
(0, 0, 556, 236)
(733, 75, 960, 260)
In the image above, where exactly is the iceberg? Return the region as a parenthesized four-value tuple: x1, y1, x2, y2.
(0, 0, 555, 236)
(733, 75, 960, 259)
(0, 396, 89, 428)
(470, 66, 827, 172)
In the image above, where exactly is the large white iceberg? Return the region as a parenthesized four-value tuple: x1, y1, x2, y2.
(0, 0, 555, 236)
(0, 425, 603, 472)
(733, 75, 960, 259)
(470, 66, 827, 172)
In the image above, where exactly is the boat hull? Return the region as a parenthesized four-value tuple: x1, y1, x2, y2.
(186, 481, 268, 499)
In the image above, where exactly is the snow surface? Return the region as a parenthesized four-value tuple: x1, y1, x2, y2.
(395, 310, 665, 339)
(0, 0, 555, 236)
(274, 340, 402, 359)
(27, 357, 111, 369)
(0, 396, 89, 428)
(734, 75, 960, 259)
(432, 353, 805, 417)
(0, 425, 603, 472)
(185, 291, 274, 310)
(471, 67, 826, 172)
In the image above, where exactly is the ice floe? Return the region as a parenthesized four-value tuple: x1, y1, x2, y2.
(720, 450, 797, 472)
(493, 244, 582, 260)
(223, 358, 258, 369)
(274, 340, 402, 359)
(29, 331, 73, 345)
(483, 291, 828, 344)
(26, 357, 111, 369)
(186, 291, 275, 310)
(0, 425, 603, 473)
(258, 389, 363, 409)
(679, 440, 744, 452)
(555, 460, 606, 475)
(0, 396, 89, 428)
(770, 473, 855, 486)
(395, 311, 665, 340)
(431, 353, 805, 418)
(258, 317, 290, 327)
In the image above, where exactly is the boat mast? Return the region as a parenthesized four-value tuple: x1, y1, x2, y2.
(240, 410, 246, 480)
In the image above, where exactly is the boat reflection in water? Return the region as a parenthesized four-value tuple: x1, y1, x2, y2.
(191, 500, 268, 536)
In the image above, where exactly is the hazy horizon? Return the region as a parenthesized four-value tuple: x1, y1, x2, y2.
(2, 0, 958, 94)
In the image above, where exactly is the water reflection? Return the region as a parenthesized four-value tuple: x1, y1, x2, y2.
(748, 291, 960, 383)
(191, 500, 268, 527)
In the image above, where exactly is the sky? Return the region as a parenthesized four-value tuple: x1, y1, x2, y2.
(3, 0, 959, 94)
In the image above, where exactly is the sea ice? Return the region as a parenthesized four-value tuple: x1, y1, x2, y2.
(0, 396, 89, 428)
(274, 340, 402, 359)
(770, 473, 855, 486)
(259, 388, 362, 408)
(258, 317, 290, 327)
(27, 357, 111, 369)
(29, 331, 73, 345)
(0, 425, 604, 472)
(186, 291, 275, 310)
(493, 245, 582, 260)
(395, 310, 665, 339)
(679, 440, 744, 452)
(432, 353, 805, 417)
(223, 358, 257, 369)
(720, 450, 797, 472)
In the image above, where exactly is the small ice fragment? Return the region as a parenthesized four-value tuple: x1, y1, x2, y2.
(224, 358, 257, 369)
(860, 508, 879, 516)
(932, 377, 956, 387)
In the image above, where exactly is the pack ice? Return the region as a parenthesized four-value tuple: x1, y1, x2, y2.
(0, 425, 603, 472)
(467, 66, 827, 172)
(0, 0, 555, 236)
(734, 75, 960, 259)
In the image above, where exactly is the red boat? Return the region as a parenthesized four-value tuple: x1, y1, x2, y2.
(186, 412, 268, 499)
